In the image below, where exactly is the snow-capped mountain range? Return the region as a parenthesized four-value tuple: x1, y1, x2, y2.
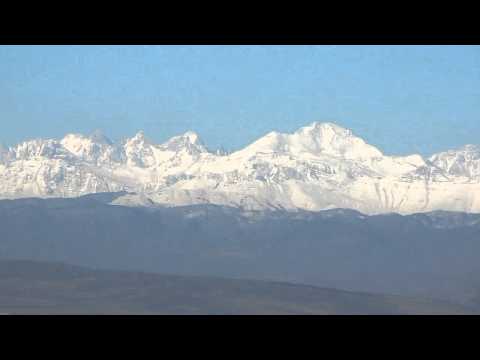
(1, 122, 479, 215)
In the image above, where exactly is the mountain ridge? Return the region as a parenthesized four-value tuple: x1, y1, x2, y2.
(1, 194, 480, 305)
(1, 122, 479, 214)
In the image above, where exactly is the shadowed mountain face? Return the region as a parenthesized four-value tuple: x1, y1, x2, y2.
(1, 193, 480, 306)
(0, 260, 471, 315)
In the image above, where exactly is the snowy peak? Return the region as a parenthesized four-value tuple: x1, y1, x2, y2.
(1, 122, 480, 215)
(182, 131, 202, 145)
(293, 122, 383, 159)
(237, 131, 287, 155)
(296, 122, 352, 137)
(160, 131, 208, 154)
(430, 144, 480, 179)
(123, 131, 156, 168)
(60, 132, 120, 165)
(61, 133, 92, 152)
(89, 129, 113, 145)
(431, 144, 480, 161)
(125, 131, 149, 146)
(121, 130, 208, 168)
(13, 138, 70, 160)
(239, 122, 383, 160)
(294, 122, 356, 146)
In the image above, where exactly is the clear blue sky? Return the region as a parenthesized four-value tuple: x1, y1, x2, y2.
(1, 45, 479, 156)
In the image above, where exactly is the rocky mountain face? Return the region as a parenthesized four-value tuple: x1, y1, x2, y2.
(0, 122, 479, 214)
(429, 145, 480, 180)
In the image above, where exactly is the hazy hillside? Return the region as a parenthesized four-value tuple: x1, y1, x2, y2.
(1, 194, 480, 305)
(0, 260, 471, 315)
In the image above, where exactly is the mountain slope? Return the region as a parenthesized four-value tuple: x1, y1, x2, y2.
(1, 122, 479, 214)
(429, 145, 480, 180)
(1, 194, 480, 305)
(0, 259, 471, 315)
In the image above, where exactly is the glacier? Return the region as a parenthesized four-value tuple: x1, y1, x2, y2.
(0, 122, 479, 215)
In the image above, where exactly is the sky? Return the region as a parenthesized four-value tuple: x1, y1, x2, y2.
(0, 45, 479, 156)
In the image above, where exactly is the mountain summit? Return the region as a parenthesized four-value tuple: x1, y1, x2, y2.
(0, 122, 479, 214)
(160, 131, 207, 153)
(238, 122, 382, 161)
(429, 144, 480, 180)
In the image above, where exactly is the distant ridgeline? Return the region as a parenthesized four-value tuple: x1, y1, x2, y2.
(0, 259, 472, 315)
(1, 193, 480, 308)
